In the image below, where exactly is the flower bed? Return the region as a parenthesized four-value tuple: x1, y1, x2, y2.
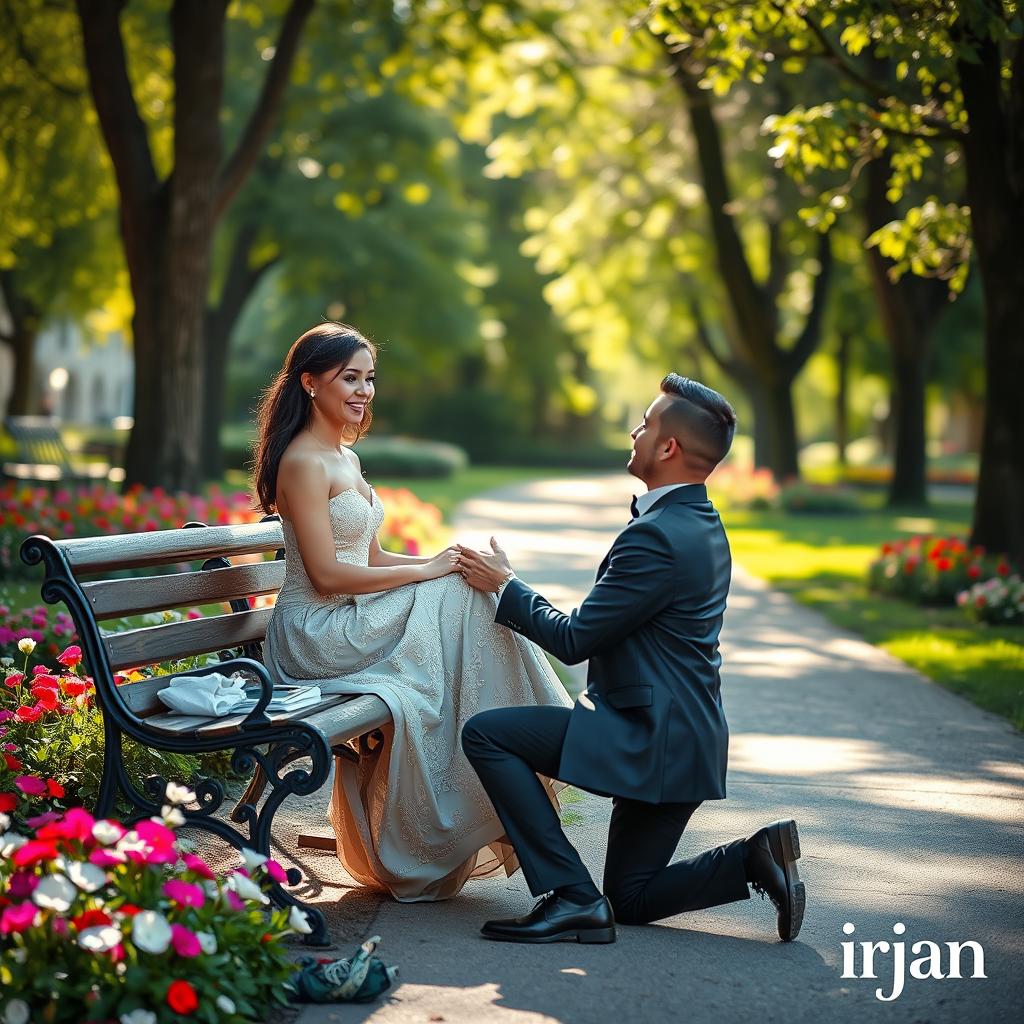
(0, 788, 308, 1022)
(707, 465, 779, 511)
(1, 482, 446, 580)
(957, 574, 1024, 625)
(1, 638, 216, 824)
(868, 535, 1019, 617)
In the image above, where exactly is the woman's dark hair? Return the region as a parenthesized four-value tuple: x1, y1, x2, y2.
(253, 322, 377, 513)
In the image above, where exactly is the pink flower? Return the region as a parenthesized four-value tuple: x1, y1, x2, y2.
(38, 808, 95, 843)
(14, 775, 46, 796)
(0, 902, 38, 934)
(8, 871, 39, 899)
(225, 890, 245, 912)
(56, 645, 83, 668)
(182, 853, 216, 880)
(90, 848, 127, 868)
(170, 923, 202, 958)
(163, 880, 205, 909)
(3, 672, 24, 688)
(263, 858, 288, 884)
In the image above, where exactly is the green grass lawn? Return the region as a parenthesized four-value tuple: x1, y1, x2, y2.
(722, 500, 1024, 731)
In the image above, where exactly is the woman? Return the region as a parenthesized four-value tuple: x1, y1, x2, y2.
(253, 322, 570, 902)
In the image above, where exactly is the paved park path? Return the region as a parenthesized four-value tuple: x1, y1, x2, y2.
(284, 473, 1023, 1024)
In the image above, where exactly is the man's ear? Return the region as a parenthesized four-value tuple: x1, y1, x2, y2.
(661, 436, 680, 460)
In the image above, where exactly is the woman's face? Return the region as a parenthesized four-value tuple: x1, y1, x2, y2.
(309, 347, 375, 427)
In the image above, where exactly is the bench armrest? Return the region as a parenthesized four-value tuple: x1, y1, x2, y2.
(163, 656, 275, 727)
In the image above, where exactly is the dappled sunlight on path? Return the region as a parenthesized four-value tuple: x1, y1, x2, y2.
(289, 473, 1023, 1024)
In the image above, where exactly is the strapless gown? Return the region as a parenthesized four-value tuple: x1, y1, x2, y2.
(263, 485, 571, 901)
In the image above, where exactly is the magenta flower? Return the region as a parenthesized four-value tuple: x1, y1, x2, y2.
(225, 890, 245, 912)
(14, 775, 46, 796)
(0, 902, 38, 934)
(263, 859, 288, 884)
(163, 880, 205, 909)
(182, 853, 216, 880)
(170, 923, 202, 958)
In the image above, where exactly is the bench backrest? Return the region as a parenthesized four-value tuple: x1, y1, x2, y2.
(21, 519, 286, 723)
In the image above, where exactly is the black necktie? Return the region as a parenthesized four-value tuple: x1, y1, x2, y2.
(630, 495, 639, 519)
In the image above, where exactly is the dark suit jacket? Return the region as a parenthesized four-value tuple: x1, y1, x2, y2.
(495, 483, 731, 804)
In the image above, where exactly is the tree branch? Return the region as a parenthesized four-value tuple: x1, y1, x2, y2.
(213, 0, 316, 221)
(74, 0, 159, 226)
(783, 231, 833, 377)
(686, 294, 746, 383)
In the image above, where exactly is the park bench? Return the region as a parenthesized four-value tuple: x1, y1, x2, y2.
(20, 518, 391, 946)
(3, 415, 122, 485)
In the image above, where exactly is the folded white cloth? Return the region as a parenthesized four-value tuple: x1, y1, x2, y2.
(157, 672, 249, 717)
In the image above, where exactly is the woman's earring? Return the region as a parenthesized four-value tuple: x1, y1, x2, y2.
(309, 389, 316, 399)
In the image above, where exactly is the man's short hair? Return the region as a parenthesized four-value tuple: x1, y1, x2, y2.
(658, 374, 737, 471)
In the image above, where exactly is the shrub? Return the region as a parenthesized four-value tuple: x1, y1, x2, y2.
(0, 793, 308, 1022)
(707, 465, 779, 511)
(779, 481, 862, 515)
(957, 574, 1024, 625)
(868, 536, 1015, 607)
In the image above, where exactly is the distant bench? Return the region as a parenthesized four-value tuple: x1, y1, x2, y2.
(3, 415, 122, 484)
(21, 518, 391, 946)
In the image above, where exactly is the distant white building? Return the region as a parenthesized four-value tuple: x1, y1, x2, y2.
(0, 318, 133, 424)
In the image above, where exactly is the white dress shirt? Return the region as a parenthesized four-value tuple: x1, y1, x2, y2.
(634, 483, 690, 517)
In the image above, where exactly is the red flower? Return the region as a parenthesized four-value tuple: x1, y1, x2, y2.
(3, 753, 22, 772)
(997, 561, 1011, 577)
(15, 705, 42, 723)
(11, 839, 59, 867)
(0, 793, 17, 813)
(166, 980, 199, 1015)
(967, 565, 982, 579)
(56, 645, 82, 669)
(935, 557, 952, 572)
(72, 909, 113, 931)
(3, 673, 24, 689)
(975, 595, 987, 609)
(61, 678, 90, 697)
(46, 779, 64, 798)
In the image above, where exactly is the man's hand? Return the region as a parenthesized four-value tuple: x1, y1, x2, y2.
(455, 537, 514, 593)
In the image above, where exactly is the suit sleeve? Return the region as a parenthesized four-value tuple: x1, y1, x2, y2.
(494, 521, 676, 664)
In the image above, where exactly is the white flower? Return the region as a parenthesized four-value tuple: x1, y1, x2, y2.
(59, 857, 107, 893)
(33, 873, 76, 912)
(161, 805, 185, 827)
(240, 847, 268, 872)
(130, 910, 172, 954)
(0, 814, 9, 833)
(92, 820, 123, 845)
(17, 638, 36, 655)
(289, 905, 313, 934)
(2, 998, 30, 1024)
(197, 930, 217, 954)
(78, 924, 123, 953)
(164, 782, 195, 806)
(8, 948, 26, 965)
(227, 871, 269, 905)
(116, 830, 147, 858)
(120, 1010, 157, 1024)
(215, 995, 236, 1015)
(0, 833, 27, 857)
(0, 656, 13, 668)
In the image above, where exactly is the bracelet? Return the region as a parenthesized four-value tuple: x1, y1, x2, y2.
(495, 571, 515, 596)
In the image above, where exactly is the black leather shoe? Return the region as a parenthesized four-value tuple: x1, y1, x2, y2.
(481, 893, 616, 944)
(744, 819, 805, 942)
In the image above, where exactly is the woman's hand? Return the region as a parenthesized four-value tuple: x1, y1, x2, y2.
(417, 546, 461, 581)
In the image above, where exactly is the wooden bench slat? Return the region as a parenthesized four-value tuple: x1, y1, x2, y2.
(104, 608, 275, 671)
(83, 561, 286, 619)
(145, 693, 391, 742)
(57, 521, 284, 574)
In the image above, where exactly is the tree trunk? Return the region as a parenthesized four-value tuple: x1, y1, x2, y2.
(745, 374, 801, 481)
(76, 0, 314, 493)
(201, 221, 275, 480)
(957, 37, 1024, 568)
(836, 330, 850, 466)
(0, 272, 41, 416)
(863, 157, 947, 508)
(887, 351, 928, 506)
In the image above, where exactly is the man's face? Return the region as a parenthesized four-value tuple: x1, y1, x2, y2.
(627, 394, 672, 482)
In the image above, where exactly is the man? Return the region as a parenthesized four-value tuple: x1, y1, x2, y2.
(455, 374, 804, 945)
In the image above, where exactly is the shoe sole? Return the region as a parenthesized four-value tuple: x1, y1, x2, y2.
(480, 926, 616, 945)
(766, 819, 804, 942)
